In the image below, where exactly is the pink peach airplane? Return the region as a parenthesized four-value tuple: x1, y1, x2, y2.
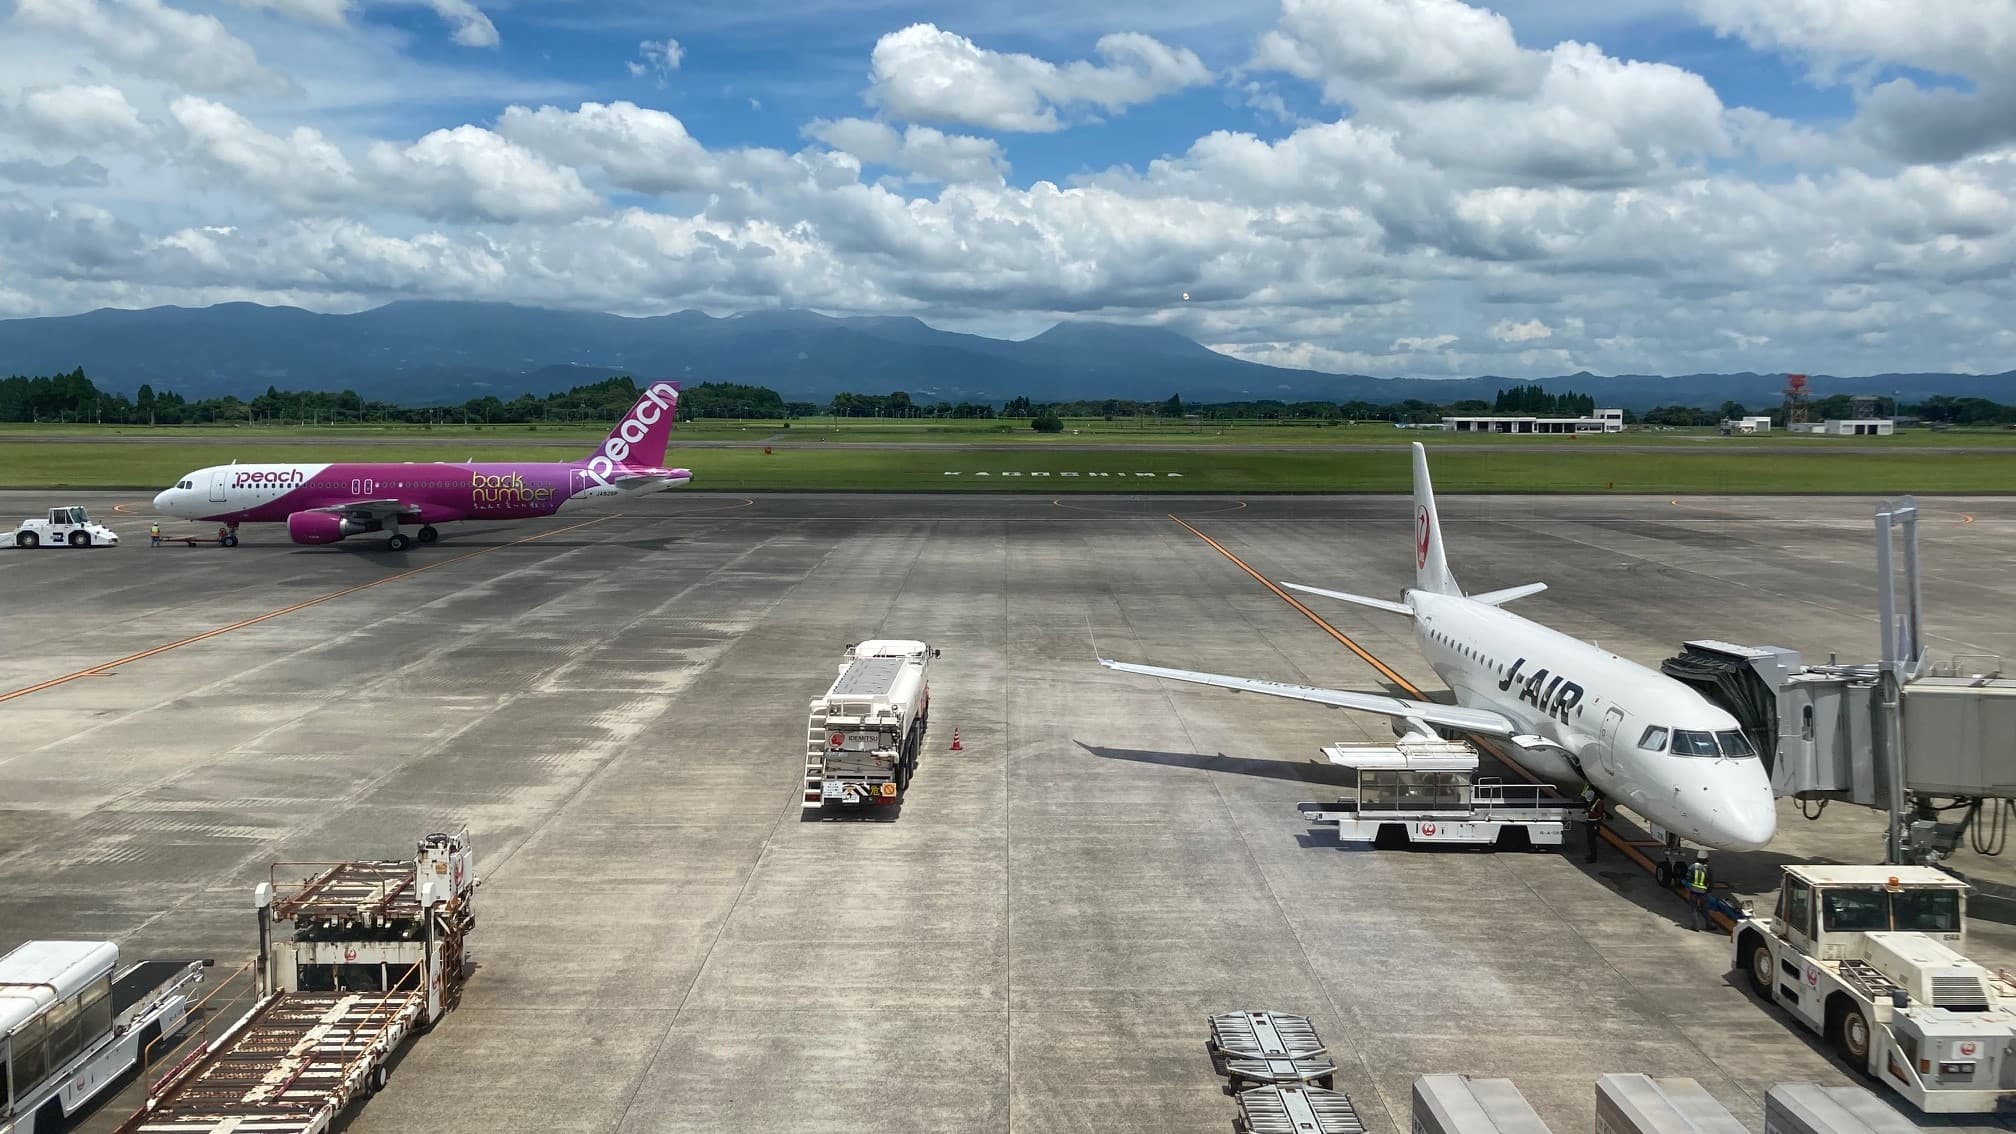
(152, 383, 691, 550)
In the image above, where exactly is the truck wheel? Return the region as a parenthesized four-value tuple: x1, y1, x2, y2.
(1836, 1005, 1872, 1066)
(18, 531, 38, 547)
(1745, 939, 1774, 998)
(69, 530, 90, 547)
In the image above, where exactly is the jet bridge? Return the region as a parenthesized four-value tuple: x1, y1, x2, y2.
(1659, 497, 2016, 869)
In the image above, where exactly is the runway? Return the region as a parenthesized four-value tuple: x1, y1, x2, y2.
(4, 490, 2015, 1133)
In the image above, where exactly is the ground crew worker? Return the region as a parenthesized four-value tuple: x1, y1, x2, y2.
(1582, 789, 1605, 863)
(1686, 851, 1713, 931)
(149, 521, 162, 546)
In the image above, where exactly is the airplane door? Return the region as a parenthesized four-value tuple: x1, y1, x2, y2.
(209, 469, 227, 502)
(1597, 706, 1627, 776)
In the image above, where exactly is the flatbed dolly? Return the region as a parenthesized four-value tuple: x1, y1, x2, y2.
(112, 833, 477, 1134)
(1208, 1011, 1337, 1091)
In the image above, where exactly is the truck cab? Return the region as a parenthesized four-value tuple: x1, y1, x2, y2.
(1732, 865, 2016, 1113)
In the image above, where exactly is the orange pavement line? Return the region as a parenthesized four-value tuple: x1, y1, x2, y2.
(1168, 514, 1728, 926)
(0, 514, 617, 704)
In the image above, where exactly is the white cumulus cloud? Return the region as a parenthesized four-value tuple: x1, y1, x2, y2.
(12, 0, 294, 94)
(866, 23, 1211, 132)
(12, 84, 147, 145)
(628, 37, 683, 81)
(1696, 0, 2016, 163)
(426, 0, 497, 46)
(1253, 0, 1729, 184)
(1489, 318, 1553, 343)
(365, 125, 597, 221)
(170, 96, 358, 211)
(497, 101, 718, 195)
(804, 118, 1006, 183)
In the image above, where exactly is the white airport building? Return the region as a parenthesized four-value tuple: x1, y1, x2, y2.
(1789, 419, 1897, 436)
(1441, 408, 1625, 434)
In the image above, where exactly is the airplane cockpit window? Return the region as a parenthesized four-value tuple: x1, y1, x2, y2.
(1714, 730, 1757, 758)
(1669, 729, 1720, 757)
(1638, 726, 1669, 750)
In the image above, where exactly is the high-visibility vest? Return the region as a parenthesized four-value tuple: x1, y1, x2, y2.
(1686, 863, 1710, 892)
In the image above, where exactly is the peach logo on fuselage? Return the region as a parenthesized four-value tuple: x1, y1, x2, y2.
(584, 382, 678, 487)
(471, 471, 554, 508)
(234, 469, 303, 488)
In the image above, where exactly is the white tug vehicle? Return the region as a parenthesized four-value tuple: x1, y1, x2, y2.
(1732, 864, 2016, 1112)
(11, 507, 119, 548)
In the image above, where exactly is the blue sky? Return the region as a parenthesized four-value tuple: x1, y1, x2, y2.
(1, 0, 2013, 378)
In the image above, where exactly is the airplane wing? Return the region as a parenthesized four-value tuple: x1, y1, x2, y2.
(302, 499, 416, 519)
(1098, 659, 1517, 736)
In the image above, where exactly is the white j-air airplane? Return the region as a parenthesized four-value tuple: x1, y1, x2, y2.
(1100, 442, 1777, 863)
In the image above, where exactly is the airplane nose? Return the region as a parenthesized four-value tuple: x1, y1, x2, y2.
(153, 488, 171, 512)
(1706, 792, 1777, 851)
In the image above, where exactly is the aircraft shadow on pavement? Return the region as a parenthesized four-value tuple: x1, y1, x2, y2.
(1074, 741, 1357, 788)
(1579, 842, 1843, 934)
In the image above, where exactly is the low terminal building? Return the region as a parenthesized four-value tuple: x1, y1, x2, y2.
(1789, 419, 1897, 436)
(1723, 415, 1773, 433)
(1442, 408, 1624, 434)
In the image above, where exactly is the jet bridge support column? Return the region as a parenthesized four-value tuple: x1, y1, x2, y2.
(1875, 498, 1924, 865)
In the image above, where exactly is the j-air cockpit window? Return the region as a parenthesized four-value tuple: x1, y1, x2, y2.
(1713, 730, 1756, 757)
(1670, 730, 1721, 757)
(1666, 729, 1759, 758)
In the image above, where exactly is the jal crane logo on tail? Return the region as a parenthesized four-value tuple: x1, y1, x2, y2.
(1415, 504, 1431, 569)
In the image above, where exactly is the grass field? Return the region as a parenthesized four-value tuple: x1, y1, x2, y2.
(4, 438, 2014, 494)
(6, 418, 2015, 448)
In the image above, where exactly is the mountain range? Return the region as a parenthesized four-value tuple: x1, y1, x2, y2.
(2, 300, 2010, 411)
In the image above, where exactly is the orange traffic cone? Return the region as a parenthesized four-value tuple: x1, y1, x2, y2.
(949, 727, 963, 752)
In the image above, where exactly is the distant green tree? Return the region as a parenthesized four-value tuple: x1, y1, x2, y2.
(1163, 393, 1182, 416)
(1032, 412, 1064, 433)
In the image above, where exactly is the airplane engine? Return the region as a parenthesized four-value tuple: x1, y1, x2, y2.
(287, 512, 378, 544)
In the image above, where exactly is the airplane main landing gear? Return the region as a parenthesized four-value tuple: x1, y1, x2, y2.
(383, 518, 412, 552)
(417, 525, 439, 544)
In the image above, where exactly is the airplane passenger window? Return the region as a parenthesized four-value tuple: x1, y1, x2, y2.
(1669, 730, 1720, 757)
(1714, 731, 1757, 758)
(1638, 726, 1669, 750)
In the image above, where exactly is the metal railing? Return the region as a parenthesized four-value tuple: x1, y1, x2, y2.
(139, 958, 256, 1094)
